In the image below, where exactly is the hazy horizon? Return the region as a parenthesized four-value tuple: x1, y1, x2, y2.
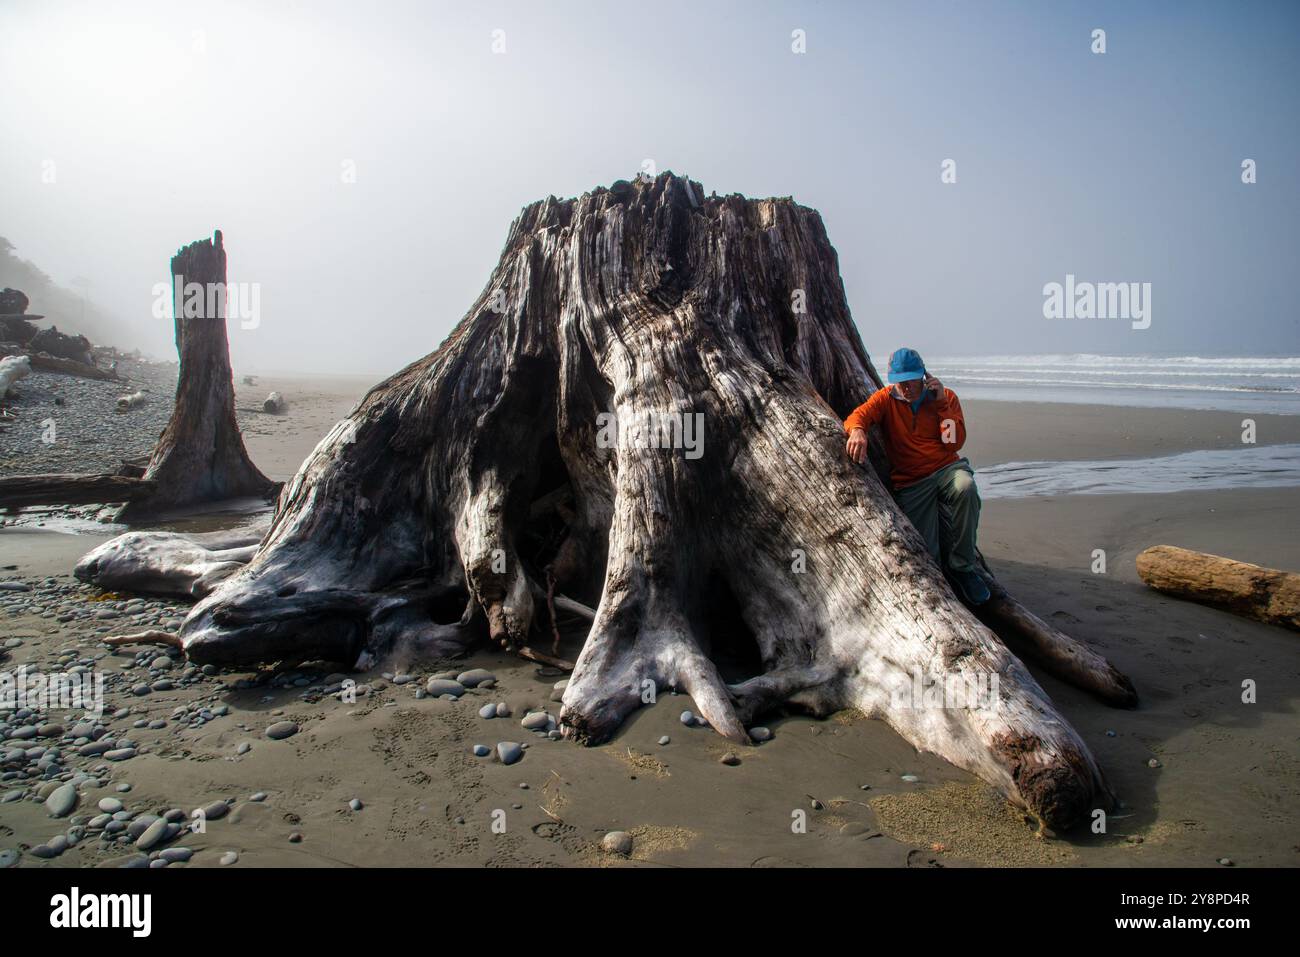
(4, 0, 1298, 377)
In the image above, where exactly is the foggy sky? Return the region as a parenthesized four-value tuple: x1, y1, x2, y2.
(3, 0, 1297, 376)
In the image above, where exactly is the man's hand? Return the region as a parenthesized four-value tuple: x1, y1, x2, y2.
(846, 427, 868, 464)
(923, 373, 944, 396)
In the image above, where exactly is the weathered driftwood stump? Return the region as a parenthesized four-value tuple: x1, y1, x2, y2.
(116, 231, 273, 519)
(79, 176, 1135, 828)
(1138, 545, 1300, 631)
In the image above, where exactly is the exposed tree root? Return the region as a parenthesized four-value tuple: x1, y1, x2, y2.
(103, 630, 182, 649)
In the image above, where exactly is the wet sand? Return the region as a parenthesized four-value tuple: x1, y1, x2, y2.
(232, 373, 375, 481)
(1, 386, 1297, 868)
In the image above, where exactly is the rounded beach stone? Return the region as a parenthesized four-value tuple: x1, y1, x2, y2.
(456, 669, 495, 688)
(45, 782, 78, 817)
(425, 678, 465, 697)
(265, 721, 299, 740)
(601, 831, 633, 856)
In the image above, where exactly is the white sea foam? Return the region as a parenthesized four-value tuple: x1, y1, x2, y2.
(913, 354, 1300, 414)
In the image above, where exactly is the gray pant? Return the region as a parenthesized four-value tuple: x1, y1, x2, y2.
(894, 458, 981, 574)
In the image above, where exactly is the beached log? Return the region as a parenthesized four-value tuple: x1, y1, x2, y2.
(0, 473, 156, 508)
(29, 352, 115, 380)
(115, 231, 274, 519)
(116, 390, 147, 411)
(1137, 545, 1300, 631)
(0, 348, 117, 380)
(76, 176, 1132, 829)
(262, 391, 286, 414)
(0, 355, 31, 396)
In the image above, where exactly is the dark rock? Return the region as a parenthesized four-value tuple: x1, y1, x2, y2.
(29, 326, 94, 365)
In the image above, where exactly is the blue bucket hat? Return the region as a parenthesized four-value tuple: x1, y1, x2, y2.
(887, 347, 926, 383)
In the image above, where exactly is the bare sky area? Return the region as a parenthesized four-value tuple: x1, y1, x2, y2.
(3, 0, 1297, 375)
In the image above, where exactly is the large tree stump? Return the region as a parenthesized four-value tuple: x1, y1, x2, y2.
(78, 177, 1134, 829)
(116, 231, 273, 519)
(1137, 545, 1300, 631)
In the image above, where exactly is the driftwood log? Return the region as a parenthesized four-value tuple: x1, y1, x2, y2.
(115, 231, 274, 519)
(262, 391, 286, 414)
(1137, 545, 1300, 631)
(0, 473, 156, 509)
(77, 175, 1135, 828)
(0, 347, 116, 381)
(27, 352, 116, 380)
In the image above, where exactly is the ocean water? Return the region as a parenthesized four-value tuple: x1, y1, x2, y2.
(921, 354, 1300, 415)
(979, 443, 1300, 499)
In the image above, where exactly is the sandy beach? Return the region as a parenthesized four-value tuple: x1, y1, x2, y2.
(231, 373, 378, 482)
(2, 380, 1296, 868)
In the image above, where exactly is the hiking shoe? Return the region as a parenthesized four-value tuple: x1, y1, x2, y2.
(953, 570, 991, 605)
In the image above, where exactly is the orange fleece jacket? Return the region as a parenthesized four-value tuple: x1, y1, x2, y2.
(843, 385, 967, 489)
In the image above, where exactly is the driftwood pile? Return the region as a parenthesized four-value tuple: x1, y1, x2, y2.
(0, 286, 116, 382)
